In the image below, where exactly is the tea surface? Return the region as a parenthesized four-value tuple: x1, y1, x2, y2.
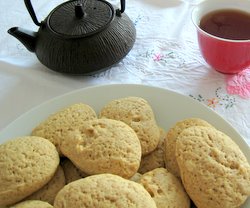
(200, 9, 250, 40)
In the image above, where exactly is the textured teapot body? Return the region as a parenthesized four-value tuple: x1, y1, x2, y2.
(35, 11, 136, 74)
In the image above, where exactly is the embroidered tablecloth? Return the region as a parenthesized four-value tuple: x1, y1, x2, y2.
(0, 0, 249, 146)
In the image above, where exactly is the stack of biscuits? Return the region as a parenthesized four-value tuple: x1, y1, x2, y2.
(0, 97, 249, 208)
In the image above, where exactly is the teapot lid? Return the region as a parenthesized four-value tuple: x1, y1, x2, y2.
(48, 0, 114, 38)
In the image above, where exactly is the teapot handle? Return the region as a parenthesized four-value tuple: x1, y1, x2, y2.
(24, 0, 42, 26)
(116, 0, 125, 15)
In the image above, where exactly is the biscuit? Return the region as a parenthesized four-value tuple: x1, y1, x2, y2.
(61, 158, 87, 184)
(54, 174, 157, 208)
(138, 128, 166, 174)
(164, 118, 213, 177)
(0, 136, 59, 206)
(139, 168, 190, 208)
(31, 103, 97, 155)
(10, 200, 53, 208)
(99, 97, 160, 155)
(60, 118, 142, 179)
(176, 126, 250, 208)
(25, 165, 65, 204)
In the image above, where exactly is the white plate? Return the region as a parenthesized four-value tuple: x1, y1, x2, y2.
(0, 84, 249, 207)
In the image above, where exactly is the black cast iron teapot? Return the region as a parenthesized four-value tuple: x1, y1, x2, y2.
(8, 0, 136, 74)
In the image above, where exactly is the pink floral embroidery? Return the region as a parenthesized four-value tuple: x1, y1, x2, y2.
(153, 53, 163, 61)
(207, 98, 219, 108)
(189, 87, 236, 109)
(226, 67, 250, 99)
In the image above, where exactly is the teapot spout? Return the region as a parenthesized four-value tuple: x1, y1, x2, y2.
(8, 27, 37, 52)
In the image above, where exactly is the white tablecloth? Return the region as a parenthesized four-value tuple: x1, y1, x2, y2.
(0, 0, 249, 146)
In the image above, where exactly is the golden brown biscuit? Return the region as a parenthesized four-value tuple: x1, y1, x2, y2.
(60, 118, 141, 179)
(0, 136, 59, 207)
(61, 159, 87, 184)
(10, 200, 53, 208)
(99, 97, 160, 155)
(31, 103, 97, 155)
(25, 165, 65, 204)
(54, 174, 157, 208)
(138, 127, 166, 174)
(176, 126, 250, 208)
(139, 168, 190, 208)
(164, 118, 213, 177)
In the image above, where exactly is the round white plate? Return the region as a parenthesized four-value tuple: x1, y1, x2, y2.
(0, 84, 249, 206)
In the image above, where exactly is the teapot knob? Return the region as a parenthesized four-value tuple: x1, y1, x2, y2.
(75, 3, 84, 18)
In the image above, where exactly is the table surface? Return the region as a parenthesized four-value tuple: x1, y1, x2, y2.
(0, 0, 249, 146)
